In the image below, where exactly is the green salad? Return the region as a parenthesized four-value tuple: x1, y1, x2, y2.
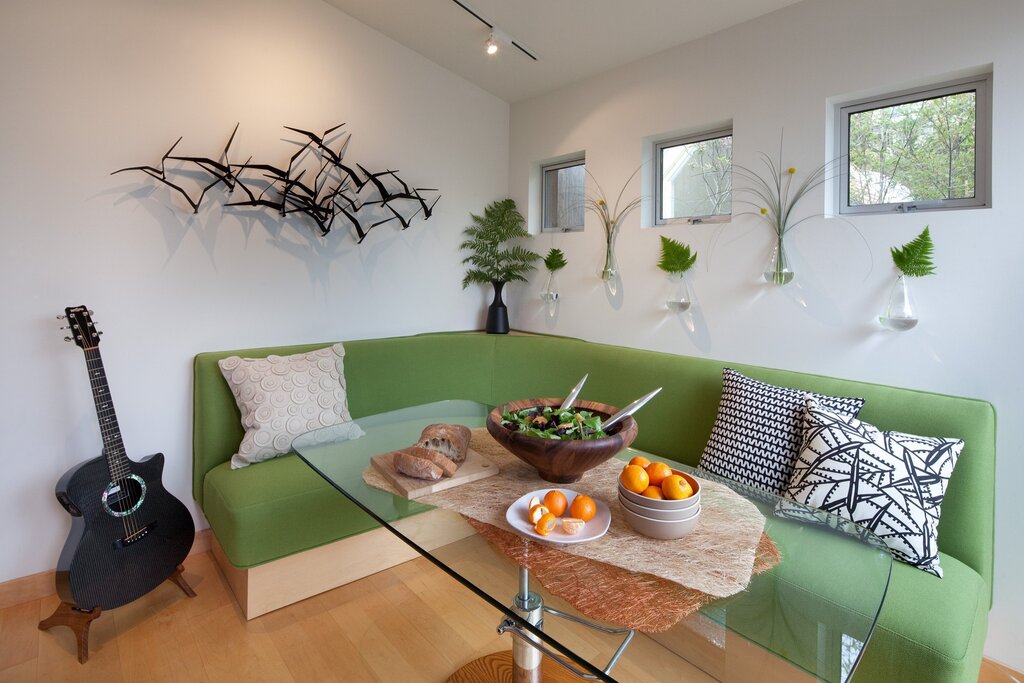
(501, 406, 608, 440)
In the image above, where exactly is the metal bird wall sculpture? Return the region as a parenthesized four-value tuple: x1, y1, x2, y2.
(113, 123, 439, 243)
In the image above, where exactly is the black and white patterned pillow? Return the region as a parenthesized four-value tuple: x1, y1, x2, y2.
(785, 396, 963, 577)
(698, 369, 866, 494)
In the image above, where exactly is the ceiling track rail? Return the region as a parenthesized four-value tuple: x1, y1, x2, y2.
(450, 0, 539, 61)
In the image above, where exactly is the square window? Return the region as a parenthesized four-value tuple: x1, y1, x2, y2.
(541, 158, 585, 232)
(656, 131, 732, 224)
(837, 74, 991, 214)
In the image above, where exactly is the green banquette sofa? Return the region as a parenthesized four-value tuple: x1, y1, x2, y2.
(193, 332, 995, 682)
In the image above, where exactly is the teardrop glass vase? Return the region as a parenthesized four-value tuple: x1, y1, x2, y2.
(763, 235, 794, 285)
(540, 271, 559, 318)
(601, 244, 618, 296)
(879, 275, 919, 331)
(665, 273, 692, 311)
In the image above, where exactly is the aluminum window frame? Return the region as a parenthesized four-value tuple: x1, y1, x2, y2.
(654, 127, 733, 226)
(540, 157, 586, 233)
(835, 73, 992, 216)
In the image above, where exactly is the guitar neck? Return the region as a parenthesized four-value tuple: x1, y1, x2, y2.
(81, 346, 132, 481)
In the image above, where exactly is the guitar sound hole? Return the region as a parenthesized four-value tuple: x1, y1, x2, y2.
(102, 475, 147, 517)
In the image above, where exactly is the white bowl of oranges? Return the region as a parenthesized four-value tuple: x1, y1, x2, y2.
(617, 456, 701, 539)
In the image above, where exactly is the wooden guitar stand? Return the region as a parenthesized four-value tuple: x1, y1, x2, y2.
(39, 564, 196, 664)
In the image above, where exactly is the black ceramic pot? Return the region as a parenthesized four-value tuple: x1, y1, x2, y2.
(485, 281, 509, 334)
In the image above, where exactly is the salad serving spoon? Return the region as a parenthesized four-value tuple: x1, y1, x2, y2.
(601, 387, 663, 432)
(558, 373, 589, 412)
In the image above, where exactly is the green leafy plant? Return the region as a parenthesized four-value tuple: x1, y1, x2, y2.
(543, 248, 567, 272)
(460, 199, 539, 288)
(657, 236, 697, 274)
(891, 226, 936, 277)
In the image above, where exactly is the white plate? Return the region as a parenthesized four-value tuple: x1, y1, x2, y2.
(504, 488, 611, 544)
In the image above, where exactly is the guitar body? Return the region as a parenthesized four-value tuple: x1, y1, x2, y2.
(54, 452, 194, 610)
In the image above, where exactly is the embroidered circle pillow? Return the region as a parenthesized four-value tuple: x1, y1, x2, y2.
(218, 344, 360, 469)
(698, 369, 866, 494)
(785, 396, 963, 577)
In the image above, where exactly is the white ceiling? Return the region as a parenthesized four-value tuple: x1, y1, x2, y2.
(323, 0, 803, 102)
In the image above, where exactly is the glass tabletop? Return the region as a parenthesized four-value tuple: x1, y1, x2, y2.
(293, 400, 892, 683)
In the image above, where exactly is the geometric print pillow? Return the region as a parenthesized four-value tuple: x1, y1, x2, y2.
(218, 343, 360, 469)
(698, 369, 866, 494)
(784, 396, 963, 577)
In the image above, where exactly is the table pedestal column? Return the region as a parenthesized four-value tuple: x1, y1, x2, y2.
(511, 566, 544, 683)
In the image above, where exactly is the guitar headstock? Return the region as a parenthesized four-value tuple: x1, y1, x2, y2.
(59, 305, 102, 349)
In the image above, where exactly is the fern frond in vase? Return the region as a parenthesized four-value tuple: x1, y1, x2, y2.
(460, 199, 539, 289)
(891, 226, 936, 277)
(657, 236, 697, 275)
(543, 248, 567, 272)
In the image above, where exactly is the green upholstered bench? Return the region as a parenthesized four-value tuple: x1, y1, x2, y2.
(193, 332, 994, 682)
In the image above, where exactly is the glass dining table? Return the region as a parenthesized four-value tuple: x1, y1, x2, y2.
(292, 400, 892, 683)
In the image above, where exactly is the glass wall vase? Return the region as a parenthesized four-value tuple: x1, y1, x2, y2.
(665, 273, 692, 312)
(763, 234, 794, 285)
(879, 275, 919, 331)
(540, 271, 560, 318)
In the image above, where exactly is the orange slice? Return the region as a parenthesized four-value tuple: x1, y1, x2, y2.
(561, 517, 586, 535)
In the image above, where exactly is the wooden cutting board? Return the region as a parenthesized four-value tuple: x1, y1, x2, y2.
(370, 448, 499, 499)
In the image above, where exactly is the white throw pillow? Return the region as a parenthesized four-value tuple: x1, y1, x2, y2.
(785, 396, 963, 577)
(218, 343, 360, 469)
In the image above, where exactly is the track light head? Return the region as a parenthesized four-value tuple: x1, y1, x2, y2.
(485, 33, 498, 55)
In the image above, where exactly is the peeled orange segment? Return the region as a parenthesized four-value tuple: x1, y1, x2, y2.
(528, 504, 550, 524)
(543, 490, 568, 517)
(534, 512, 557, 536)
(561, 517, 586, 535)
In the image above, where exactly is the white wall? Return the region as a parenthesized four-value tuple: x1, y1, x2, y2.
(508, 0, 1023, 669)
(0, 0, 508, 582)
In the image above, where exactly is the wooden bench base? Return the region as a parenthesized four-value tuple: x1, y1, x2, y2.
(210, 508, 476, 619)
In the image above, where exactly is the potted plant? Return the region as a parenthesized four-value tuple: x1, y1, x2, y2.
(657, 236, 697, 311)
(460, 199, 540, 334)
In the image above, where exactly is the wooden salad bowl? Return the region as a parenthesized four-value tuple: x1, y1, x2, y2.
(486, 398, 639, 484)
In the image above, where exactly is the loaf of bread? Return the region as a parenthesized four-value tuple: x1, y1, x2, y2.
(417, 423, 471, 464)
(393, 446, 457, 480)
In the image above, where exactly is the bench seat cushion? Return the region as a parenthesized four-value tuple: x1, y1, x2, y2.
(203, 455, 379, 568)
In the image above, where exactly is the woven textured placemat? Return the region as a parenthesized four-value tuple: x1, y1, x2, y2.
(362, 428, 781, 629)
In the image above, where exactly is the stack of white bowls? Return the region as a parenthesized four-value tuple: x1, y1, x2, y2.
(618, 471, 701, 540)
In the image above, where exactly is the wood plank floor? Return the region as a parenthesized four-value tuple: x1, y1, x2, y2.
(0, 547, 1016, 682)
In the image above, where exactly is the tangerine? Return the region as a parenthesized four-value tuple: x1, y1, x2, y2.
(661, 474, 694, 500)
(534, 512, 557, 536)
(628, 456, 651, 468)
(569, 494, 597, 522)
(619, 465, 650, 494)
(641, 485, 664, 500)
(528, 504, 550, 524)
(645, 462, 672, 487)
(543, 490, 568, 517)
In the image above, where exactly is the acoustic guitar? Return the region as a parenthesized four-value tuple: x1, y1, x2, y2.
(51, 306, 195, 614)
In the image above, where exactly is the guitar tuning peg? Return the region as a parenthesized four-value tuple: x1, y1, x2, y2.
(56, 315, 66, 320)
(64, 336, 73, 342)
(59, 326, 68, 330)
(87, 310, 94, 315)
(97, 331, 104, 336)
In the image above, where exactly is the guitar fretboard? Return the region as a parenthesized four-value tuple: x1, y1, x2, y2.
(82, 347, 132, 482)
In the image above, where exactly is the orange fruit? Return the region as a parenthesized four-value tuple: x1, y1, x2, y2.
(569, 494, 597, 522)
(561, 517, 586, 535)
(628, 456, 651, 468)
(661, 474, 694, 500)
(543, 490, 568, 517)
(641, 485, 664, 500)
(645, 462, 672, 487)
(619, 465, 650, 494)
(534, 512, 557, 536)
(528, 504, 550, 524)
